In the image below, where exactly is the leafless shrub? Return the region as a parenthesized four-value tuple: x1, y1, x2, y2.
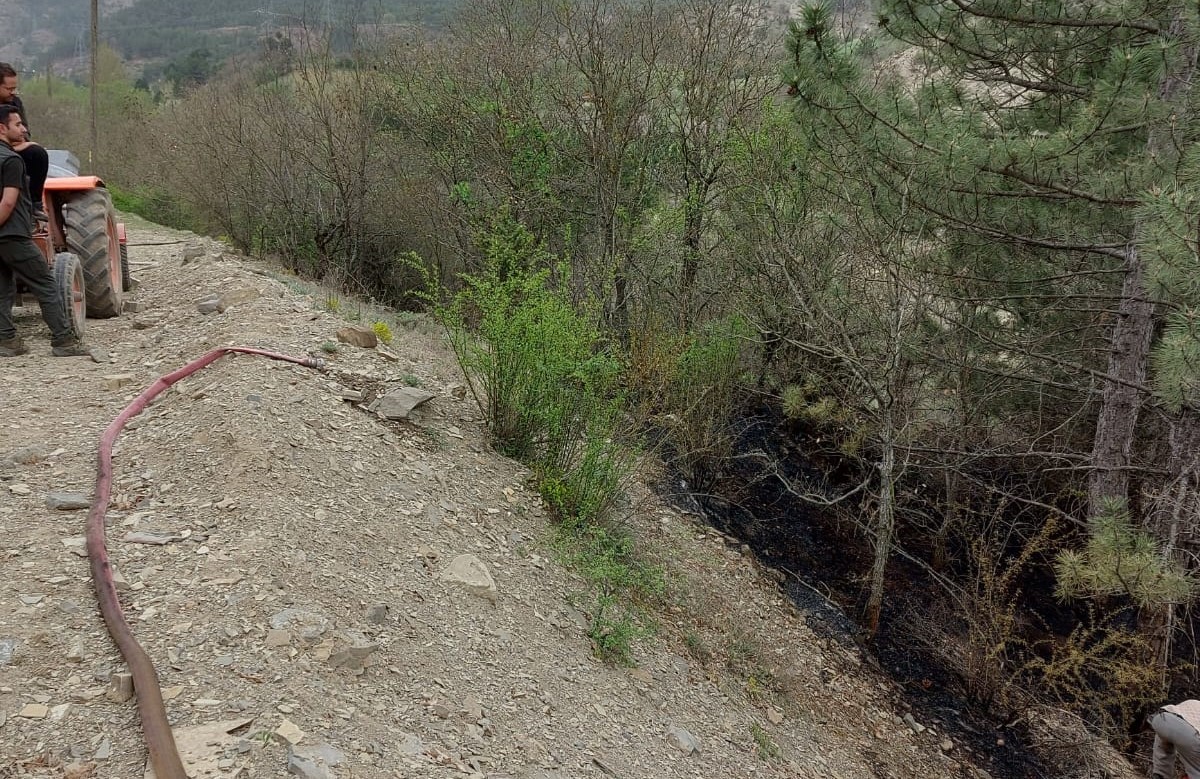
(1017, 704, 1141, 779)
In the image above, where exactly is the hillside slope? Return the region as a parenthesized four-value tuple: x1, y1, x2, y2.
(1, 218, 984, 779)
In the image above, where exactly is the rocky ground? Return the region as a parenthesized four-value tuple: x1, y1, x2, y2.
(1, 216, 995, 779)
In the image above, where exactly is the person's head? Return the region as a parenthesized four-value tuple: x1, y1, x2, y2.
(0, 64, 17, 105)
(0, 105, 26, 146)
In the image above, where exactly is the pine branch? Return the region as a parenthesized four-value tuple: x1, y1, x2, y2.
(916, 195, 1130, 258)
(940, 309, 1158, 395)
(980, 164, 1141, 207)
(944, 0, 1160, 35)
(923, 267, 1127, 285)
(893, 6, 1092, 97)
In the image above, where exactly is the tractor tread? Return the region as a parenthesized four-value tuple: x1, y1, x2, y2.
(62, 189, 122, 318)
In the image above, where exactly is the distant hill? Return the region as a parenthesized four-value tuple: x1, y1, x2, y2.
(0, 0, 136, 67)
(0, 0, 458, 72)
(104, 0, 460, 61)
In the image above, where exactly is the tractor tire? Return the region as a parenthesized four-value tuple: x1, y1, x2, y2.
(120, 242, 132, 292)
(62, 188, 123, 318)
(53, 252, 87, 340)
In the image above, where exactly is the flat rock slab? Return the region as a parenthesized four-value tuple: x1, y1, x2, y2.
(102, 374, 137, 391)
(18, 703, 48, 719)
(275, 718, 305, 745)
(667, 724, 700, 755)
(144, 718, 254, 779)
(369, 387, 436, 420)
(123, 531, 184, 545)
(269, 608, 330, 642)
(288, 742, 346, 779)
(45, 492, 91, 511)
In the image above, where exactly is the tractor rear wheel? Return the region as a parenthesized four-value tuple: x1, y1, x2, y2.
(62, 188, 123, 318)
(53, 252, 87, 340)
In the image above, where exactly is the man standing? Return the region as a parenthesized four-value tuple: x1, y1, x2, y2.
(1150, 700, 1200, 779)
(0, 105, 89, 357)
(0, 63, 48, 222)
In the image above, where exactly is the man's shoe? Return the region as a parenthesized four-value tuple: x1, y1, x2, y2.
(51, 340, 92, 358)
(32, 202, 47, 224)
(0, 337, 28, 357)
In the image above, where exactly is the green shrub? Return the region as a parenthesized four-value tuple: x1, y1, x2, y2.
(554, 518, 664, 665)
(372, 320, 394, 345)
(663, 316, 750, 486)
(1056, 499, 1197, 607)
(555, 517, 663, 597)
(442, 214, 628, 524)
(587, 593, 647, 665)
(751, 723, 781, 760)
(441, 213, 660, 663)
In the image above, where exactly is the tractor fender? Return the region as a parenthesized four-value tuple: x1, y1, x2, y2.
(117, 222, 127, 245)
(44, 175, 106, 191)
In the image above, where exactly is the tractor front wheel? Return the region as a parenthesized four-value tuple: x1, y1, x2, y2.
(62, 188, 123, 318)
(53, 252, 87, 340)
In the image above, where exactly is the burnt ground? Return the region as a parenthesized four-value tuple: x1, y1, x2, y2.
(664, 404, 1066, 779)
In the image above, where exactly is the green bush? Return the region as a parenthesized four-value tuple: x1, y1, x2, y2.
(442, 214, 662, 663)
(372, 320, 394, 345)
(664, 316, 750, 486)
(1056, 499, 1196, 607)
(554, 518, 664, 665)
(442, 215, 627, 523)
(587, 593, 648, 665)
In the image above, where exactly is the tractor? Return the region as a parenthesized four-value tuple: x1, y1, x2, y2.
(23, 149, 128, 339)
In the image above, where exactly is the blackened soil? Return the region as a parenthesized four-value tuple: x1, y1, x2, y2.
(667, 406, 1052, 779)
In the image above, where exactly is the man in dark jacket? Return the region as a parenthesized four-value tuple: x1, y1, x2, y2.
(0, 105, 90, 357)
(0, 63, 48, 223)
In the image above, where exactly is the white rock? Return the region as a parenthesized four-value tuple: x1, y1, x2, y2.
(18, 703, 48, 719)
(666, 724, 700, 755)
(438, 554, 498, 603)
(275, 718, 306, 745)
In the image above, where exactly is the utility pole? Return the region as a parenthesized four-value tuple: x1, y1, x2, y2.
(90, 0, 99, 170)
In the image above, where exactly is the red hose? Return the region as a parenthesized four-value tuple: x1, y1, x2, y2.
(86, 347, 325, 779)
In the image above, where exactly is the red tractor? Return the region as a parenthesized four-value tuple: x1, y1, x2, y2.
(24, 149, 128, 338)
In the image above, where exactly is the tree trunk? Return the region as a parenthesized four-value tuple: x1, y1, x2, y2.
(679, 189, 703, 332)
(1087, 246, 1155, 517)
(866, 428, 896, 637)
(934, 467, 958, 572)
(1089, 5, 1199, 521)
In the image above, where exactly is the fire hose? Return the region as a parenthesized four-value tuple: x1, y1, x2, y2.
(86, 347, 325, 778)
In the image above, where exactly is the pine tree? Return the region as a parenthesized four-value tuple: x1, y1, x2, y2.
(786, 0, 1200, 672)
